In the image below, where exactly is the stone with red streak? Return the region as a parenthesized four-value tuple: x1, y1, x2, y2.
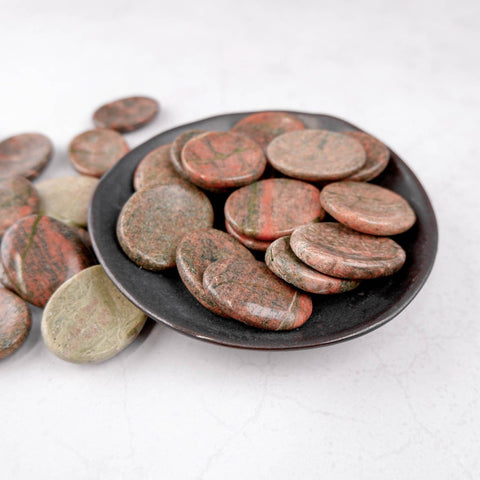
(225, 219, 272, 252)
(170, 130, 207, 178)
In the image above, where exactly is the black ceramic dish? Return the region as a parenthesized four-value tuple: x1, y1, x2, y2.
(89, 111, 438, 350)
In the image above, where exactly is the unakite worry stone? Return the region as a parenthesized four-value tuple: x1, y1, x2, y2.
(170, 130, 206, 178)
(41, 265, 147, 364)
(225, 219, 272, 252)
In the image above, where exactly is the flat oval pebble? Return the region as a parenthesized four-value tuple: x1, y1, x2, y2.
(133, 144, 189, 191)
(170, 130, 206, 178)
(1, 215, 93, 307)
(41, 265, 146, 364)
(182, 131, 266, 190)
(93, 96, 159, 132)
(225, 219, 272, 252)
(0, 288, 31, 360)
(266, 236, 360, 294)
(203, 258, 312, 330)
(0, 176, 39, 236)
(0, 261, 14, 290)
(176, 228, 255, 314)
(0, 133, 53, 180)
(231, 112, 306, 150)
(224, 178, 324, 241)
(267, 129, 366, 181)
(344, 131, 390, 182)
(117, 184, 214, 270)
(69, 128, 130, 178)
(320, 181, 416, 236)
(36, 175, 99, 228)
(290, 222, 406, 280)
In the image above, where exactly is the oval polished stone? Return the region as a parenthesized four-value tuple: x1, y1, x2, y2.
(267, 129, 366, 181)
(42, 265, 147, 364)
(203, 258, 312, 331)
(182, 131, 266, 190)
(0, 176, 39, 237)
(0, 260, 14, 290)
(290, 222, 406, 280)
(36, 175, 99, 228)
(117, 184, 214, 270)
(1, 215, 93, 307)
(224, 178, 324, 241)
(93, 96, 159, 132)
(0, 288, 31, 360)
(344, 131, 390, 182)
(320, 181, 416, 236)
(265, 236, 360, 294)
(69, 128, 130, 178)
(170, 130, 206, 178)
(176, 228, 255, 314)
(225, 219, 272, 252)
(0, 133, 53, 180)
(231, 112, 306, 150)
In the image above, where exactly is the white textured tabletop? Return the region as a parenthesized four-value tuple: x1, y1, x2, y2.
(1, 0, 479, 478)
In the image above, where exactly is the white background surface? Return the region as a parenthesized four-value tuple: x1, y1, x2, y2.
(1, 0, 479, 478)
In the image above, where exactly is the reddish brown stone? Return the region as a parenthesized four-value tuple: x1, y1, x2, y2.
(117, 184, 214, 270)
(69, 128, 130, 178)
(182, 131, 266, 190)
(225, 219, 272, 252)
(203, 258, 312, 330)
(0, 133, 53, 180)
(93, 96, 159, 132)
(176, 228, 255, 314)
(0, 288, 31, 360)
(231, 112, 306, 150)
(265, 236, 360, 294)
(290, 222, 406, 279)
(267, 129, 366, 181)
(170, 130, 207, 178)
(0, 176, 39, 237)
(320, 181, 416, 236)
(224, 178, 324, 241)
(0, 215, 94, 307)
(0, 260, 15, 291)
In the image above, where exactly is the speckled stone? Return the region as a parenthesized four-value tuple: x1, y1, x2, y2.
(0, 288, 31, 360)
(0, 260, 14, 290)
(203, 258, 312, 330)
(231, 112, 306, 150)
(170, 130, 207, 178)
(320, 181, 416, 236)
(117, 184, 214, 270)
(267, 129, 366, 181)
(176, 228, 255, 314)
(36, 175, 99, 228)
(225, 219, 272, 252)
(133, 144, 190, 191)
(1, 215, 94, 307)
(0, 176, 39, 237)
(0, 133, 53, 180)
(93, 96, 159, 132)
(69, 128, 130, 178)
(290, 222, 406, 279)
(344, 131, 390, 182)
(224, 178, 324, 241)
(71, 227, 97, 264)
(265, 236, 360, 294)
(41, 265, 146, 364)
(182, 131, 266, 190)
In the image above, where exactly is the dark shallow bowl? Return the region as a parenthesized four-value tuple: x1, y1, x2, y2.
(89, 111, 438, 350)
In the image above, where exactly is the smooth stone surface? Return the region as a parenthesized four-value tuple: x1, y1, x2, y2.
(0, 287, 31, 360)
(71, 227, 97, 263)
(231, 111, 306, 150)
(0, 176, 39, 236)
(1, 215, 93, 307)
(170, 129, 206, 178)
(42, 265, 147, 364)
(0, 133, 53, 180)
(344, 131, 390, 182)
(93, 96, 159, 132)
(203, 258, 312, 331)
(224, 178, 324, 241)
(0, 260, 14, 290)
(182, 131, 266, 189)
(265, 236, 360, 294)
(291, 222, 406, 280)
(133, 143, 189, 191)
(36, 175, 99, 228)
(225, 219, 272, 251)
(69, 128, 130, 178)
(267, 129, 366, 181)
(117, 184, 214, 270)
(176, 228, 255, 314)
(320, 181, 417, 236)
